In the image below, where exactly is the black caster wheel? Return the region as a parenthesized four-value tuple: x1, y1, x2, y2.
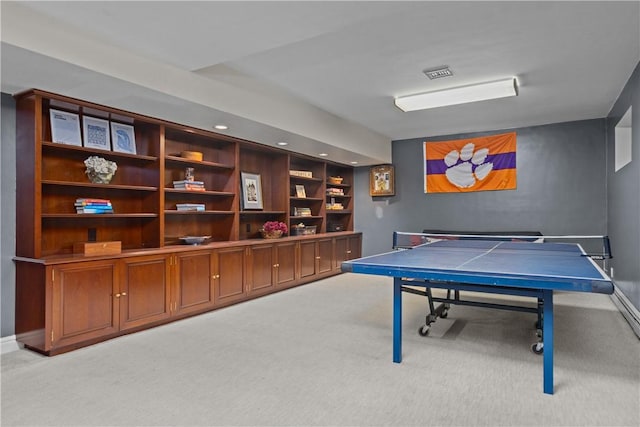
(440, 309, 448, 319)
(418, 325, 430, 336)
(531, 343, 544, 355)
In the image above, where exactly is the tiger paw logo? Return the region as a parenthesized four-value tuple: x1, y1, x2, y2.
(444, 143, 493, 188)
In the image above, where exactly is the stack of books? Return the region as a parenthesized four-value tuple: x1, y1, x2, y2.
(327, 202, 344, 210)
(176, 203, 205, 212)
(293, 207, 312, 217)
(173, 180, 206, 191)
(289, 170, 313, 178)
(75, 198, 113, 214)
(326, 187, 344, 196)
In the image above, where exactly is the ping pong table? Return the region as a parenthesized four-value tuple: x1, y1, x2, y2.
(341, 233, 614, 394)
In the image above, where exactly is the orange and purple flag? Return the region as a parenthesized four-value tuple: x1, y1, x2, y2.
(424, 132, 517, 193)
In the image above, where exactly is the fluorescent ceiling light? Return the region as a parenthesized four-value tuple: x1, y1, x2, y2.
(214, 124, 228, 130)
(394, 77, 517, 112)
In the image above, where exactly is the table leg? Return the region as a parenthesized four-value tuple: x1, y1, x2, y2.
(393, 277, 402, 363)
(543, 289, 554, 394)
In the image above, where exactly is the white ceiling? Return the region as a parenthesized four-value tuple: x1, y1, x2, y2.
(2, 1, 639, 166)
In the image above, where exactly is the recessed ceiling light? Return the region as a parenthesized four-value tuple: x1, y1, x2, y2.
(350, 161, 359, 165)
(277, 142, 288, 146)
(214, 124, 228, 130)
(319, 153, 328, 157)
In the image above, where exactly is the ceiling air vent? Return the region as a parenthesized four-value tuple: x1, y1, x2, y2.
(423, 66, 453, 80)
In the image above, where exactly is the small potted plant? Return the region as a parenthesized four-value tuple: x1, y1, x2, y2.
(260, 221, 288, 239)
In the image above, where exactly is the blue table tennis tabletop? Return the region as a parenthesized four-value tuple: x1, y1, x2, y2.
(341, 239, 614, 394)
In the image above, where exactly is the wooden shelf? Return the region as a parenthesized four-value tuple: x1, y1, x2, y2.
(42, 180, 157, 192)
(164, 188, 235, 197)
(165, 155, 234, 170)
(164, 210, 234, 215)
(42, 141, 158, 162)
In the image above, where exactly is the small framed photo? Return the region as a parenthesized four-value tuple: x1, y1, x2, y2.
(295, 184, 306, 198)
(82, 116, 110, 150)
(110, 122, 137, 154)
(370, 164, 395, 196)
(49, 109, 82, 146)
(241, 172, 263, 210)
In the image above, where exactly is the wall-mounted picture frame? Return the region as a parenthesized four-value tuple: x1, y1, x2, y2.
(49, 109, 82, 146)
(370, 164, 395, 196)
(295, 184, 307, 198)
(110, 122, 137, 154)
(241, 172, 264, 210)
(82, 116, 111, 150)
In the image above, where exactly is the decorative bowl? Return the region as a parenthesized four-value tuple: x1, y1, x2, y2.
(179, 235, 211, 245)
(328, 176, 343, 184)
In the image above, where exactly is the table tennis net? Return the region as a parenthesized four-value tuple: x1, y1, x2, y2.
(393, 231, 612, 260)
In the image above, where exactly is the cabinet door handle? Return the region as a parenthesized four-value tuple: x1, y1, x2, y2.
(346, 250, 352, 254)
(121, 292, 127, 296)
(273, 264, 279, 268)
(115, 293, 121, 298)
(315, 256, 321, 260)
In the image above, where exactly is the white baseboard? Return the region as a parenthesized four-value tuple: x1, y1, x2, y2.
(1, 335, 22, 354)
(611, 288, 640, 339)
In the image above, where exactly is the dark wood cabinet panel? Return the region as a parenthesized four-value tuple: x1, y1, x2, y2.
(299, 240, 318, 279)
(275, 241, 296, 287)
(173, 250, 215, 315)
(248, 244, 276, 295)
(334, 234, 362, 271)
(317, 238, 333, 275)
(214, 246, 247, 304)
(51, 261, 118, 349)
(119, 254, 171, 330)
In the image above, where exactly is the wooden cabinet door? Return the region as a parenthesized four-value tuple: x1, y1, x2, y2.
(275, 241, 297, 287)
(299, 240, 317, 279)
(248, 244, 276, 295)
(214, 246, 247, 305)
(119, 254, 172, 331)
(51, 260, 119, 349)
(334, 236, 349, 271)
(317, 238, 333, 275)
(173, 250, 215, 315)
(334, 234, 362, 270)
(347, 234, 362, 260)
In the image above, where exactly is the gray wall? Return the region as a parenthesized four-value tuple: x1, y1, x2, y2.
(606, 61, 640, 310)
(355, 119, 608, 257)
(1, 93, 17, 337)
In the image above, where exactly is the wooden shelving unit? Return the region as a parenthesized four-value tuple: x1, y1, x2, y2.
(13, 89, 361, 356)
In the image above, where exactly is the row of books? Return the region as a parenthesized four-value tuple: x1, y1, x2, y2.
(75, 198, 113, 214)
(173, 180, 206, 191)
(326, 187, 344, 196)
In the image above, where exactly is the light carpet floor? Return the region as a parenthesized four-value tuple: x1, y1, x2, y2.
(1, 273, 639, 426)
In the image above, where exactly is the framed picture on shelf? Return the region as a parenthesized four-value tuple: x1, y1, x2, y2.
(240, 172, 263, 210)
(110, 122, 137, 154)
(82, 116, 110, 150)
(370, 164, 395, 196)
(49, 109, 82, 146)
(295, 184, 307, 198)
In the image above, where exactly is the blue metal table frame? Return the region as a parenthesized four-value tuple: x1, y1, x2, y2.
(341, 237, 613, 394)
